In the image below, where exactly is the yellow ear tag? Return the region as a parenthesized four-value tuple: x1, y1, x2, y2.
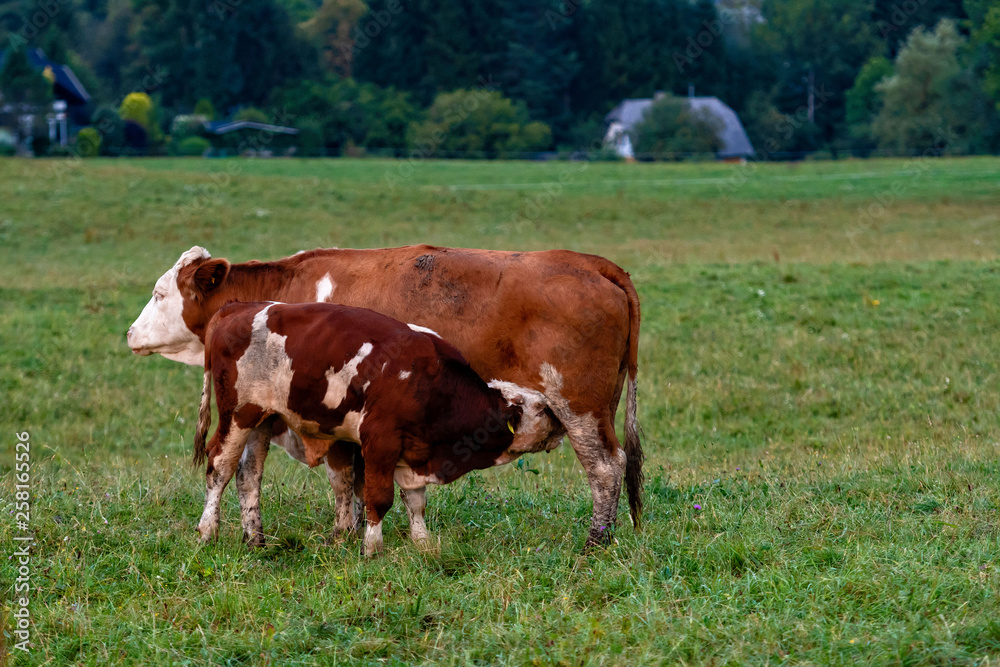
(507, 421, 515, 433)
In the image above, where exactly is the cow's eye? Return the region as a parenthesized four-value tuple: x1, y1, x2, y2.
(153, 293, 163, 302)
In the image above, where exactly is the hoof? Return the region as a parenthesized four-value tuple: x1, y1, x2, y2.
(242, 532, 265, 548)
(583, 527, 614, 551)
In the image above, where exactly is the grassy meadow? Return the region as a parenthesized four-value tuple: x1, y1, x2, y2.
(2, 155, 1000, 665)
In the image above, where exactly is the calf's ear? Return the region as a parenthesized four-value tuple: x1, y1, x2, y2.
(189, 259, 231, 300)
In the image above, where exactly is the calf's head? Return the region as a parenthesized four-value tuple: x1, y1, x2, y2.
(488, 381, 562, 460)
(126, 246, 231, 365)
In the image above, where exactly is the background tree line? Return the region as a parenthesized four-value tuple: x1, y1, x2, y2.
(1, 0, 999, 156)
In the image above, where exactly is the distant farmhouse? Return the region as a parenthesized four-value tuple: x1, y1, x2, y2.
(0, 47, 91, 151)
(604, 92, 754, 160)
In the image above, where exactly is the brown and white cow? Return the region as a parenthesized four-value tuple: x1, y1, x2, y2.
(127, 244, 642, 548)
(195, 301, 560, 555)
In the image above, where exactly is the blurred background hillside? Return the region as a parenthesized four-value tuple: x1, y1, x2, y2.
(1, 0, 998, 158)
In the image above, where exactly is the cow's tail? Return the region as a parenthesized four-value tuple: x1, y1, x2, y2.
(595, 259, 644, 531)
(193, 367, 212, 467)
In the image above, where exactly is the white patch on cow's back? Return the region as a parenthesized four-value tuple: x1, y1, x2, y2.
(315, 273, 335, 302)
(407, 323, 441, 338)
(398, 370, 411, 380)
(234, 305, 294, 411)
(127, 246, 213, 365)
(323, 343, 373, 409)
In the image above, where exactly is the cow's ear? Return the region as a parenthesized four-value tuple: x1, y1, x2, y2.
(190, 259, 231, 299)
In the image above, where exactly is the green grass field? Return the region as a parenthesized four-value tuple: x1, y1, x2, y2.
(2, 156, 1000, 665)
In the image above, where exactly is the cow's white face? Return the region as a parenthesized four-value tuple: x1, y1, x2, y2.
(126, 246, 211, 366)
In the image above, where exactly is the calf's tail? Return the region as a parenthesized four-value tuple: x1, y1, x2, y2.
(193, 369, 212, 467)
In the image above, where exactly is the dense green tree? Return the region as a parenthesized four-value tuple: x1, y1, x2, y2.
(971, 5, 1000, 110)
(737, 89, 795, 155)
(76, 0, 135, 102)
(751, 0, 883, 151)
(353, 0, 507, 106)
(872, 0, 967, 56)
(193, 98, 216, 120)
(872, 19, 993, 153)
(495, 0, 580, 142)
(300, 0, 367, 76)
(408, 89, 551, 156)
(0, 46, 52, 104)
(353, 0, 581, 138)
(271, 75, 417, 153)
(130, 0, 316, 111)
(572, 0, 731, 117)
(631, 94, 724, 156)
(91, 106, 125, 154)
(846, 56, 894, 145)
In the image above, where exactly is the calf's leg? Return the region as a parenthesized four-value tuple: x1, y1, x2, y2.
(235, 427, 271, 547)
(324, 442, 358, 538)
(198, 423, 253, 543)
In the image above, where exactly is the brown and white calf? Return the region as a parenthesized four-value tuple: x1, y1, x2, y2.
(194, 301, 559, 555)
(128, 244, 642, 548)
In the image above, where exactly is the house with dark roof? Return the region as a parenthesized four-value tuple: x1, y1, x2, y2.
(0, 48, 91, 124)
(0, 47, 92, 152)
(604, 93, 754, 160)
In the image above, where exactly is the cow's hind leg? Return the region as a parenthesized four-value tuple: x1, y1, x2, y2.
(324, 442, 358, 539)
(352, 448, 365, 532)
(566, 414, 626, 548)
(198, 424, 254, 543)
(235, 427, 271, 547)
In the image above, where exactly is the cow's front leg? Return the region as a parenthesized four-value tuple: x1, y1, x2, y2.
(399, 486, 431, 545)
(235, 427, 271, 547)
(198, 425, 253, 543)
(324, 442, 358, 539)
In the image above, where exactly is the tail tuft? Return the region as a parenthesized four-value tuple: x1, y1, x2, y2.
(193, 370, 212, 467)
(624, 374, 643, 530)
